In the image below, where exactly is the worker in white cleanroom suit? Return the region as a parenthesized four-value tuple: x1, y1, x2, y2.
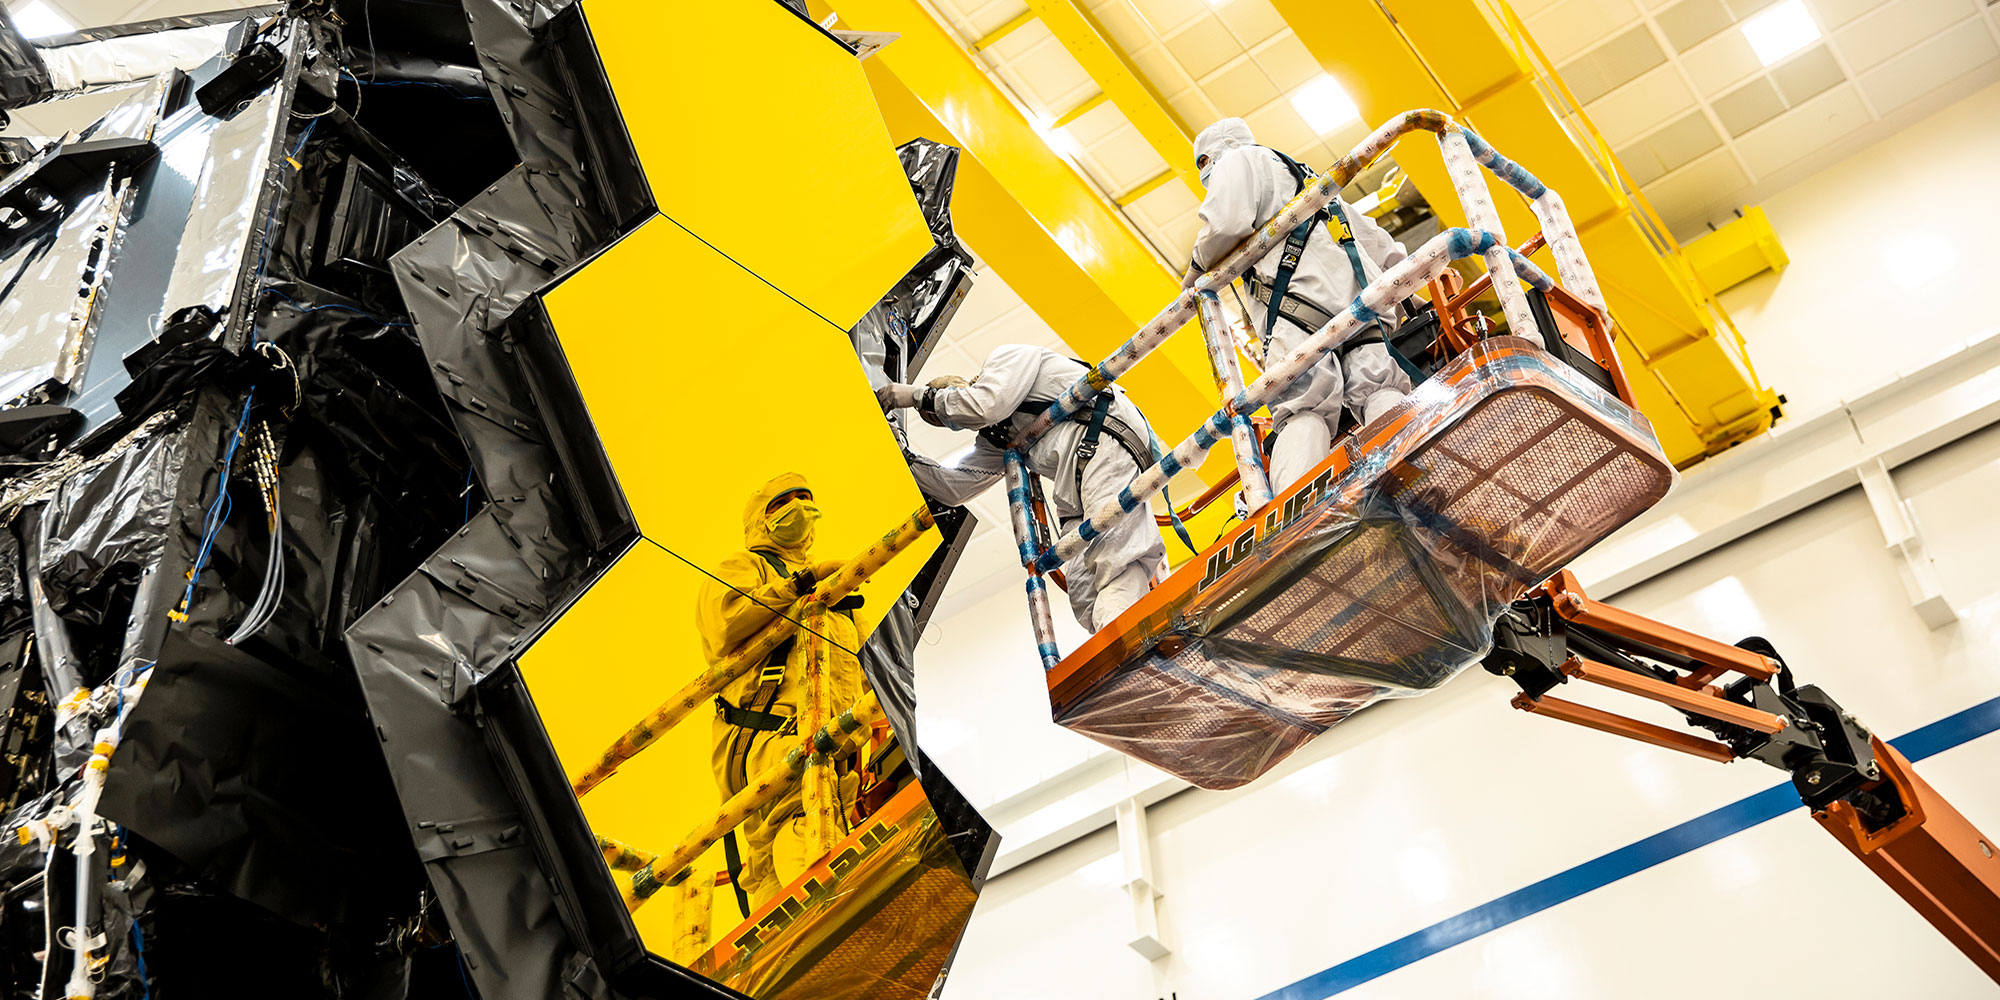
(877, 344, 1167, 632)
(1186, 117, 1411, 492)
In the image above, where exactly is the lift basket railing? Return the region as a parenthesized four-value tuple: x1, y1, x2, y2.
(1008, 111, 1677, 788)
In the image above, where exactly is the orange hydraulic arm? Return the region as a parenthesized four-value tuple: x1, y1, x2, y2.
(1492, 570, 2000, 982)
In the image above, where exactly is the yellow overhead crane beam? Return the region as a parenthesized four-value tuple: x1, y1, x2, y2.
(968, 0, 1201, 207)
(1018, 0, 1205, 199)
(810, 0, 1240, 522)
(1270, 0, 1780, 466)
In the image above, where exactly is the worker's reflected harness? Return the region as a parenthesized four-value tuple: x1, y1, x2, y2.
(713, 547, 864, 917)
(1245, 146, 1430, 385)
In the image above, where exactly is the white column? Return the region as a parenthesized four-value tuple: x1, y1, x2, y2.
(1856, 457, 1956, 629)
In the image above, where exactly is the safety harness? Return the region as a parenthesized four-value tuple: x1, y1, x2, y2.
(1247, 147, 1426, 384)
(714, 547, 862, 917)
(974, 384, 1197, 554)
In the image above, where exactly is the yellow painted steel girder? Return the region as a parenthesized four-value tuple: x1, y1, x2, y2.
(1271, 0, 1779, 465)
(812, 0, 1238, 508)
(1052, 91, 1109, 128)
(1021, 0, 1205, 198)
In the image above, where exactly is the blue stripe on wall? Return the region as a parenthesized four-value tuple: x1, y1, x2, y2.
(1255, 695, 2000, 1000)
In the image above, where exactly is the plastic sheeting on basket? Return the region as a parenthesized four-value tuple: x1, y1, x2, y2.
(1047, 338, 1677, 789)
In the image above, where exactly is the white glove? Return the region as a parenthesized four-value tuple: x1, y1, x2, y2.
(1180, 263, 1203, 289)
(875, 382, 920, 411)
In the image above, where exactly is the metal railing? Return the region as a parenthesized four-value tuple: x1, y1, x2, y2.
(1004, 109, 1607, 671)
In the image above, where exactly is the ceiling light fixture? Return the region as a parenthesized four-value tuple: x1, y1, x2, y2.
(1740, 0, 1820, 67)
(1290, 74, 1359, 135)
(8, 1, 74, 39)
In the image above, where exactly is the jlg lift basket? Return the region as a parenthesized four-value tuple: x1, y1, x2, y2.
(1046, 339, 1675, 789)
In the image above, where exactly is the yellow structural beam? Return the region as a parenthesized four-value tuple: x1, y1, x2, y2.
(1116, 168, 1176, 207)
(973, 8, 1037, 51)
(1683, 206, 1788, 293)
(811, 0, 1236, 517)
(1271, 0, 1779, 465)
(1022, 0, 1205, 198)
(1051, 91, 1109, 128)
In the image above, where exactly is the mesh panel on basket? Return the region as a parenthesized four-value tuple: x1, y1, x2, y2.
(1393, 388, 1670, 587)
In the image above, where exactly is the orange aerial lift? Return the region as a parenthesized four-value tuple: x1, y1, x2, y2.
(999, 110, 2000, 982)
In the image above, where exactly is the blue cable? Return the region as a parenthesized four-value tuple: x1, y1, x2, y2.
(261, 288, 412, 327)
(88, 822, 153, 998)
(112, 659, 154, 718)
(240, 119, 321, 344)
(178, 395, 254, 616)
(290, 117, 318, 158)
(128, 917, 151, 999)
(259, 111, 417, 332)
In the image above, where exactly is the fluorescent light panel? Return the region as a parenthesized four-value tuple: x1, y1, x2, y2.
(9, 1, 72, 38)
(1291, 74, 1359, 135)
(1741, 0, 1820, 67)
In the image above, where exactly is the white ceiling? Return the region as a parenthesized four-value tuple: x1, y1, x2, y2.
(928, 0, 2000, 245)
(1523, 0, 2000, 237)
(0, 0, 259, 135)
(932, 0, 1375, 267)
(13, 0, 232, 32)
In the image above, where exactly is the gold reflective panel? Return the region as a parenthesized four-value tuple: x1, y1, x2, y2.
(509, 7, 988, 994)
(589, 0, 934, 329)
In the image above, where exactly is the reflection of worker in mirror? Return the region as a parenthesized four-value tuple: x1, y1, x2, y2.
(1186, 117, 1411, 492)
(699, 472, 865, 916)
(877, 344, 1168, 632)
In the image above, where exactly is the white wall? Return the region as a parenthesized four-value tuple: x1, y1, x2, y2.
(1718, 80, 2000, 424)
(920, 82, 2000, 999)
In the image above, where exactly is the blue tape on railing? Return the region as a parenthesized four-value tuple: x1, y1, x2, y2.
(1504, 249, 1556, 291)
(1461, 128, 1549, 200)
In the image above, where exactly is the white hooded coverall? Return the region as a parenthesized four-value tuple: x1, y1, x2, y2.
(906, 344, 1168, 632)
(1190, 118, 1412, 492)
